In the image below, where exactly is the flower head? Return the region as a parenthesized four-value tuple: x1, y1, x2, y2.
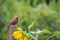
(12, 30, 28, 40)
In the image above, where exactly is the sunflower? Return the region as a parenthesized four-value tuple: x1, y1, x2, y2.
(12, 30, 28, 40)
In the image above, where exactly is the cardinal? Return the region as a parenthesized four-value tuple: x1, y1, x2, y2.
(7, 16, 18, 27)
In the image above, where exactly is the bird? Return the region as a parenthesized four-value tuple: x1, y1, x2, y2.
(6, 16, 18, 40)
(7, 16, 18, 28)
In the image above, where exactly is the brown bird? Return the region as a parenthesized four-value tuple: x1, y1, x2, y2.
(7, 16, 18, 27)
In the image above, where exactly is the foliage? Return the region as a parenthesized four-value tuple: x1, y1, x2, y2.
(0, 0, 60, 40)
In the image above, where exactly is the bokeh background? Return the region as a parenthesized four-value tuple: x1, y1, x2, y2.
(0, 0, 60, 40)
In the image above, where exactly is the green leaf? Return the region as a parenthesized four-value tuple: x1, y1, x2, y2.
(28, 19, 36, 30)
(43, 30, 52, 34)
(53, 31, 60, 37)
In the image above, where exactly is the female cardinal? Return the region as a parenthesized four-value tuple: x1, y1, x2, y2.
(7, 16, 18, 27)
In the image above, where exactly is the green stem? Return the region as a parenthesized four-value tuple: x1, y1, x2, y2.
(47, 35, 54, 40)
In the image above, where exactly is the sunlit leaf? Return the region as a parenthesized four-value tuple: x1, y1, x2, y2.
(54, 31, 60, 37)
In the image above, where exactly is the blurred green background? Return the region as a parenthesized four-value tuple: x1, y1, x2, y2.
(0, 0, 60, 40)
